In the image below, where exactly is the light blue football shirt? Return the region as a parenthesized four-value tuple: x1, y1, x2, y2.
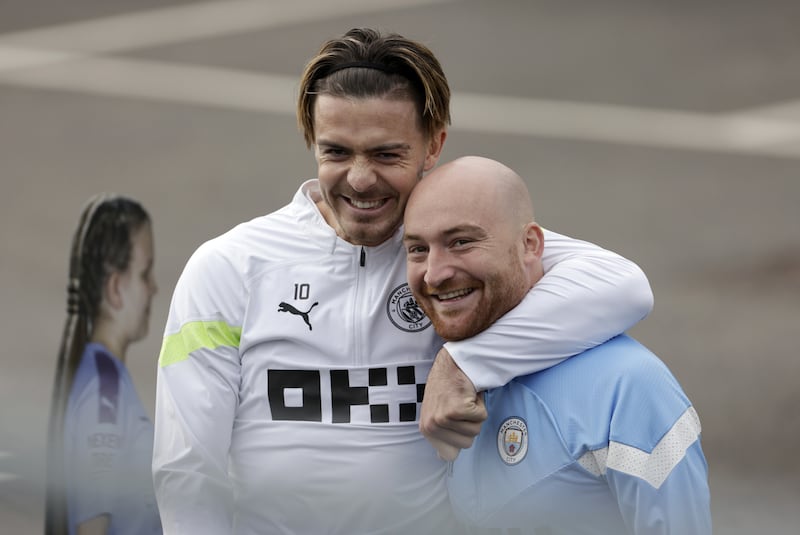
(63, 342, 161, 535)
(449, 335, 711, 534)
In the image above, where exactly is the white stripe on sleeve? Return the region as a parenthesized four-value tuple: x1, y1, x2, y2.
(577, 406, 701, 489)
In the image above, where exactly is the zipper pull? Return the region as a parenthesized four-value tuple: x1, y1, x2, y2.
(360, 246, 366, 267)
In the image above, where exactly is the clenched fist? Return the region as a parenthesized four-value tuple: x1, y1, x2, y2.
(420, 348, 487, 461)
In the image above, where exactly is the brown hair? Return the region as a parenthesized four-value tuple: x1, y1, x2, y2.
(297, 28, 451, 147)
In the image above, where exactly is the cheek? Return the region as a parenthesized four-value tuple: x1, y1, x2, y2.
(134, 284, 150, 307)
(399, 174, 422, 198)
(316, 166, 332, 185)
(406, 264, 425, 291)
(383, 162, 421, 193)
(317, 164, 345, 191)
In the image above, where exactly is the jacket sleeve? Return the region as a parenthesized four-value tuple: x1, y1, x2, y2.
(444, 229, 653, 391)
(608, 438, 712, 534)
(152, 241, 245, 534)
(601, 344, 710, 534)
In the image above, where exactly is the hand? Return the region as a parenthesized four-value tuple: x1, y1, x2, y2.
(420, 348, 487, 461)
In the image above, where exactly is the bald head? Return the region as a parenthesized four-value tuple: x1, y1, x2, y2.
(409, 156, 534, 233)
(404, 156, 545, 341)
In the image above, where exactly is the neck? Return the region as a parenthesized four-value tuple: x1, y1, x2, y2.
(90, 322, 128, 363)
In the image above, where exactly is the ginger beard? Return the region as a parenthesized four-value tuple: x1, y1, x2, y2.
(414, 243, 529, 342)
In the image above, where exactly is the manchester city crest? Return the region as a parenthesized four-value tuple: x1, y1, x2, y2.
(497, 416, 528, 465)
(386, 283, 431, 332)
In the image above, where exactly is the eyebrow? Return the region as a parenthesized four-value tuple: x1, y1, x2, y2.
(317, 140, 411, 153)
(403, 224, 487, 243)
(370, 142, 411, 152)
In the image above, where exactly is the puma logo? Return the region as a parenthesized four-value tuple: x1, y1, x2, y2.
(100, 395, 116, 413)
(99, 395, 117, 423)
(278, 301, 319, 331)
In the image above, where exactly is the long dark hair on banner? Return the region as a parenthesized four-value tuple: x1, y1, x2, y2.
(45, 194, 150, 535)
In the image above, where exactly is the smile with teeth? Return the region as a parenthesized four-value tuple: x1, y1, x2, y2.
(434, 288, 474, 301)
(347, 197, 386, 209)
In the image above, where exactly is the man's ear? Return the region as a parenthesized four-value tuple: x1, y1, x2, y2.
(104, 271, 125, 310)
(423, 129, 447, 172)
(522, 223, 545, 259)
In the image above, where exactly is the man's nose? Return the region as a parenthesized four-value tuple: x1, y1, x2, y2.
(347, 157, 377, 192)
(423, 248, 455, 288)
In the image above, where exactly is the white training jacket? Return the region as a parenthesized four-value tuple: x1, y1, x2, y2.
(153, 180, 653, 534)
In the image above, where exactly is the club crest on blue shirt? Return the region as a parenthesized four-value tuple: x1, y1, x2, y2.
(497, 416, 528, 465)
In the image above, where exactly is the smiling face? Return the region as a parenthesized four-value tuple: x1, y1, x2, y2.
(403, 157, 544, 341)
(313, 95, 445, 246)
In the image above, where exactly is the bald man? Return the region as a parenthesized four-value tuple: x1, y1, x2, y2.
(403, 156, 711, 534)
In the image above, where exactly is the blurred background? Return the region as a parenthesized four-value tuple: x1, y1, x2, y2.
(1, 0, 798, 532)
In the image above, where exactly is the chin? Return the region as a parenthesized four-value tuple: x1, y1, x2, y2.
(348, 218, 400, 245)
(430, 319, 479, 342)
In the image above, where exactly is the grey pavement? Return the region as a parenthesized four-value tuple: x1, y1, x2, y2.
(1, 1, 798, 532)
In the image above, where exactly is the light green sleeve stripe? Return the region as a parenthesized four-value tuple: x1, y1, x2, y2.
(159, 320, 242, 368)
